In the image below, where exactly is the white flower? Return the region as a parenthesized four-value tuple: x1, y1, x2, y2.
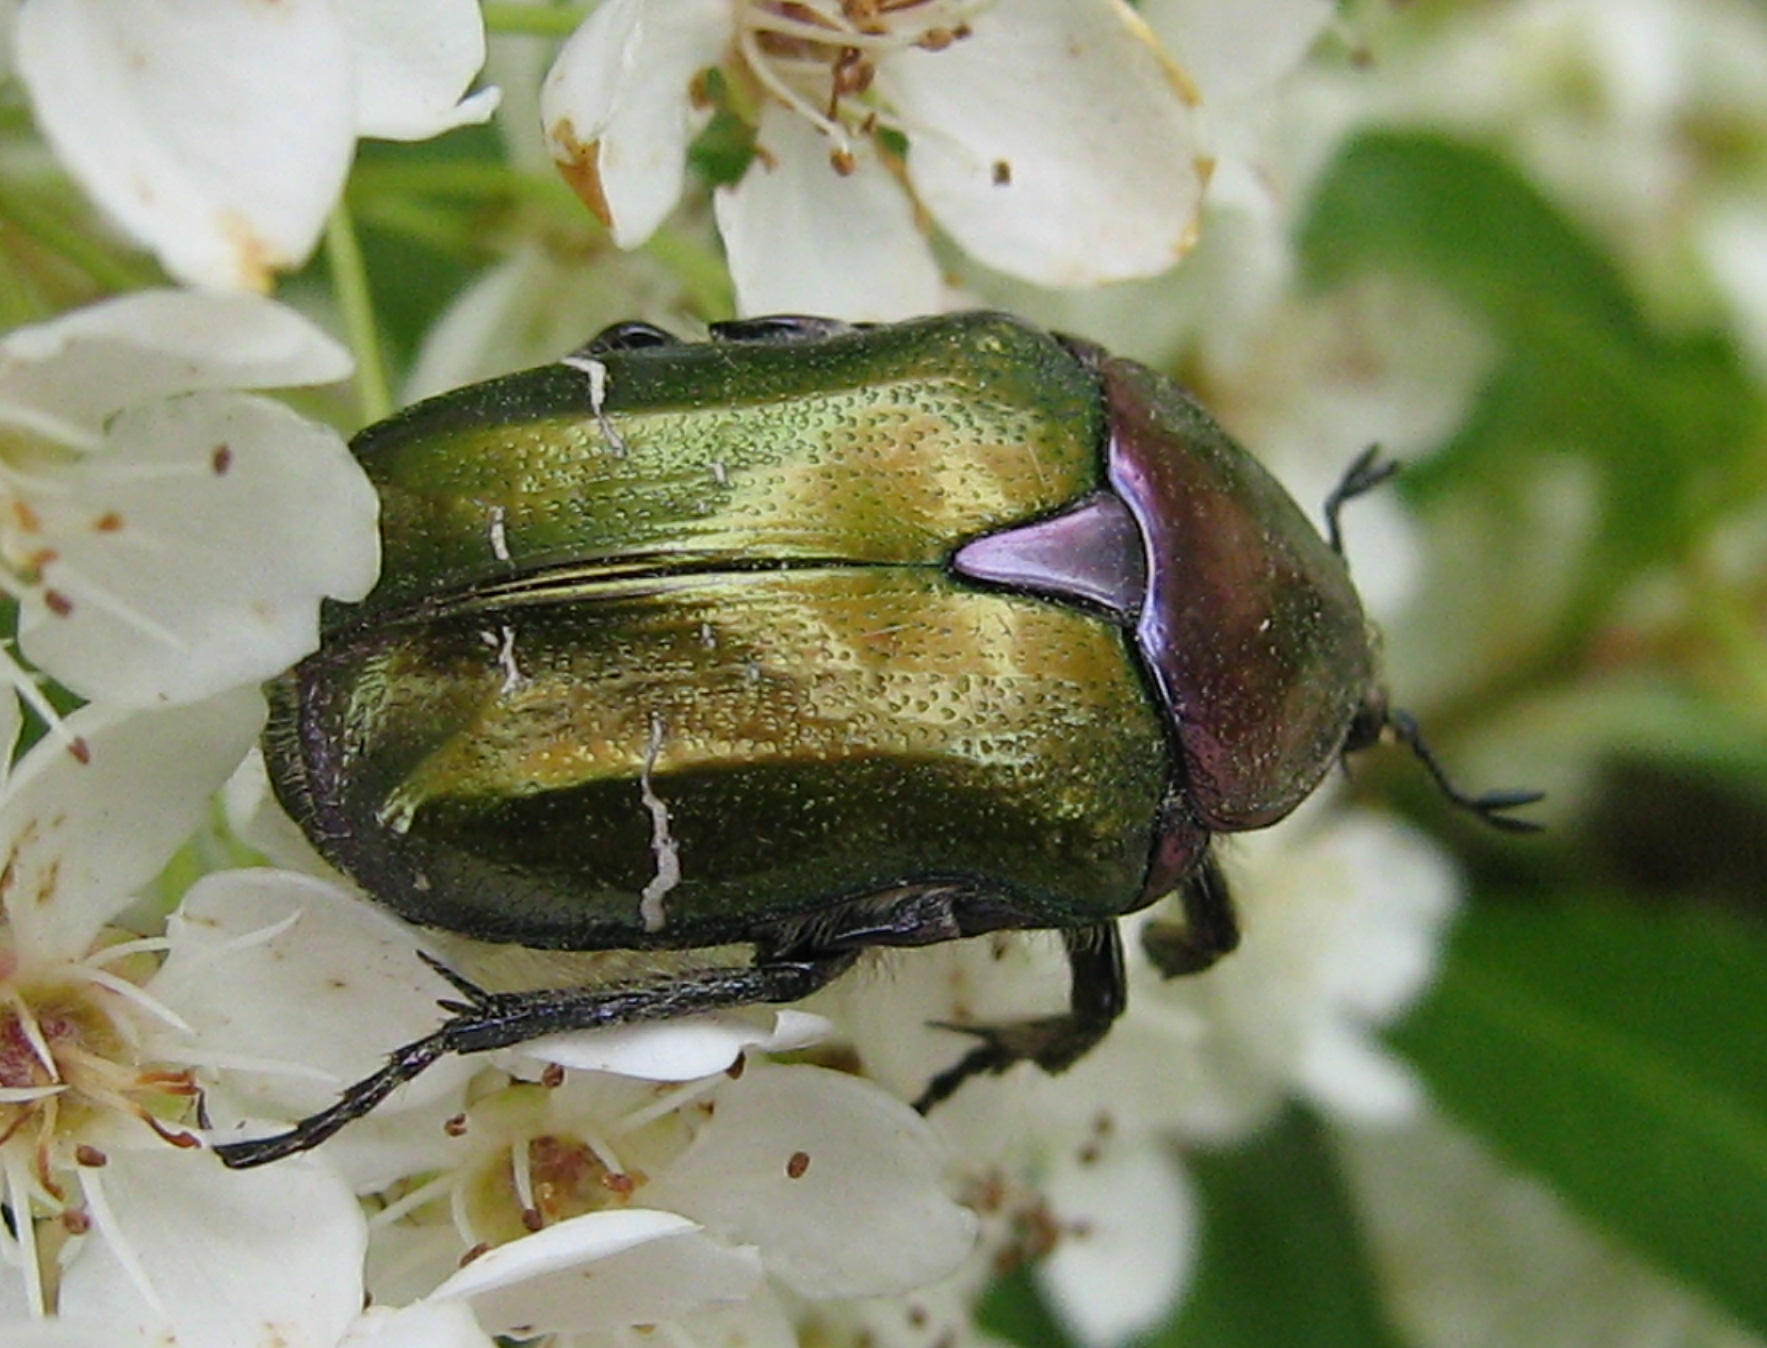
(358, 1057, 976, 1342)
(0, 289, 378, 712)
(146, 869, 483, 1193)
(815, 798, 1460, 1347)
(15, 0, 500, 290)
(541, 0, 1209, 319)
(0, 692, 369, 1345)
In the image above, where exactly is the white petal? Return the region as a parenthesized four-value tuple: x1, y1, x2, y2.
(885, 0, 1208, 285)
(1037, 1138, 1197, 1348)
(715, 106, 943, 320)
(341, 1302, 493, 1348)
(0, 1324, 158, 1347)
(0, 691, 264, 966)
(646, 1064, 977, 1299)
(518, 1008, 830, 1080)
(58, 1145, 365, 1348)
(1141, 0, 1333, 104)
(0, 290, 350, 447)
(0, 689, 18, 783)
(151, 869, 470, 1120)
(429, 1209, 761, 1336)
(402, 244, 688, 402)
(668, 1294, 800, 1348)
(1294, 1022, 1424, 1123)
(16, 0, 355, 290)
(337, 0, 500, 140)
(220, 749, 338, 877)
(16, 391, 379, 707)
(541, 0, 728, 246)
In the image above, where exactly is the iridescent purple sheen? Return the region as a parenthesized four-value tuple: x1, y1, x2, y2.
(1099, 355, 1374, 832)
(949, 492, 1145, 617)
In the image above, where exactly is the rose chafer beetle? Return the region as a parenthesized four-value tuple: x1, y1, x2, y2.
(216, 312, 1537, 1167)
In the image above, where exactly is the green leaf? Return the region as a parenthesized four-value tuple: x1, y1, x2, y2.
(1301, 128, 1643, 342)
(1394, 893, 1767, 1334)
(1159, 1110, 1405, 1348)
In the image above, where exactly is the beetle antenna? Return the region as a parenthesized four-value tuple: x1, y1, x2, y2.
(1385, 708, 1544, 832)
(1324, 445, 1401, 556)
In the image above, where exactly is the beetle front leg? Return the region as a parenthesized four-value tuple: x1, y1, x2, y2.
(913, 921, 1126, 1113)
(212, 949, 860, 1169)
(1140, 853, 1240, 977)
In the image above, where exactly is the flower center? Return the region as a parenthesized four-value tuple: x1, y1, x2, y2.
(425, 1078, 709, 1255)
(0, 977, 197, 1166)
(736, 0, 986, 168)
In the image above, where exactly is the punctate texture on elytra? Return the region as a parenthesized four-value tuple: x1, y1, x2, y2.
(266, 312, 1376, 953)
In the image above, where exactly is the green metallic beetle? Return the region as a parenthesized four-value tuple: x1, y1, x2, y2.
(216, 312, 1536, 1167)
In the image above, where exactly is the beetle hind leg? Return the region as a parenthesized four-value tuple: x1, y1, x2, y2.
(1140, 853, 1240, 978)
(211, 949, 860, 1169)
(913, 921, 1126, 1113)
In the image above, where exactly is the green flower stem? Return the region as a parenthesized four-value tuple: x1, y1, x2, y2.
(481, 3, 588, 37)
(325, 204, 393, 423)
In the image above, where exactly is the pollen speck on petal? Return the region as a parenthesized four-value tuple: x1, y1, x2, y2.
(548, 120, 615, 228)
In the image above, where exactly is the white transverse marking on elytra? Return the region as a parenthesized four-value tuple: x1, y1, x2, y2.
(638, 713, 680, 933)
(560, 353, 629, 456)
(488, 504, 511, 562)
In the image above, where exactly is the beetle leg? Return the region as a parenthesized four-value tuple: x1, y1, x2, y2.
(1140, 852, 1240, 977)
(913, 921, 1126, 1113)
(211, 950, 860, 1169)
(1322, 444, 1400, 556)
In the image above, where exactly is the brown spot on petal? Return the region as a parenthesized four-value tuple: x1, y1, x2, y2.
(211, 444, 233, 475)
(443, 1112, 468, 1136)
(67, 737, 90, 765)
(541, 1062, 565, 1089)
(786, 1150, 810, 1179)
(548, 119, 614, 228)
(93, 511, 124, 532)
(43, 590, 73, 617)
(992, 159, 1012, 186)
(75, 1144, 107, 1167)
(11, 500, 41, 533)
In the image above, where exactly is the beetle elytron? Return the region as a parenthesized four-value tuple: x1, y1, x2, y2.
(216, 312, 1536, 1167)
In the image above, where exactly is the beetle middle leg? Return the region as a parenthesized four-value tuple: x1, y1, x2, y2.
(912, 922, 1127, 1113)
(1140, 852, 1240, 977)
(211, 949, 860, 1169)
